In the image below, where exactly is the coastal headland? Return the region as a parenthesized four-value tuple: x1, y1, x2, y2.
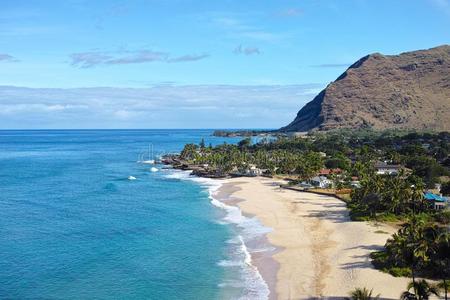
(218, 176, 410, 299)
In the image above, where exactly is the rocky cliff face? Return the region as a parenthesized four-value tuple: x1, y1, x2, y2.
(281, 45, 450, 132)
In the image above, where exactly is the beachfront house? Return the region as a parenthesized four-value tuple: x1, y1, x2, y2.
(318, 168, 342, 176)
(310, 176, 333, 188)
(247, 165, 263, 176)
(423, 192, 448, 210)
(374, 161, 402, 175)
(231, 164, 264, 177)
(350, 176, 361, 188)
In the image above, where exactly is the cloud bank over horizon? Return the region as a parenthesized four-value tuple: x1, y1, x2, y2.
(0, 84, 323, 129)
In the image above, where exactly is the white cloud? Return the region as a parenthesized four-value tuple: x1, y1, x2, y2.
(70, 49, 209, 68)
(0, 53, 19, 62)
(0, 84, 325, 129)
(113, 109, 139, 120)
(167, 54, 209, 63)
(233, 45, 261, 55)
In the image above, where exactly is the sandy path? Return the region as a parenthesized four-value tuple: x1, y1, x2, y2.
(221, 177, 410, 299)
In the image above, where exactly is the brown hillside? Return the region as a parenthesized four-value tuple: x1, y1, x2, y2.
(281, 45, 450, 132)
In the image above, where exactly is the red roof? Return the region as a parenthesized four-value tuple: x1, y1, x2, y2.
(318, 168, 342, 175)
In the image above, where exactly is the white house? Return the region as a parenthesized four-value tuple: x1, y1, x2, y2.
(236, 164, 264, 177)
(310, 176, 333, 188)
(374, 161, 402, 175)
(350, 180, 361, 188)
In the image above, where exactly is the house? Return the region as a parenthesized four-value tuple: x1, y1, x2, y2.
(350, 181, 361, 188)
(289, 132, 308, 138)
(349, 176, 361, 188)
(318, 168, 342, 176)
(374, 161, 402, 175)
(247, 165, 263, 176)
(310, 176, 333, 188)
(230, 164, 264, 177)
(435, 183, 442, 193)
(234, 164, 263, 177)
(423, 192, 448, 210)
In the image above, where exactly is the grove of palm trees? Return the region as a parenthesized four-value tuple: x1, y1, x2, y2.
(169, 129, 450, 299)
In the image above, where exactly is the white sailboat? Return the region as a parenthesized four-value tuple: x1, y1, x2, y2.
(138, 144, 155, 164)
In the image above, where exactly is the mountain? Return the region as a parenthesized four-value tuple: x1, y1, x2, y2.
(280, 45, 450, 132)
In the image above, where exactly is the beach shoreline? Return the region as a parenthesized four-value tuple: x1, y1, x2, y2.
(215, 182, 280, 300)
(165, 169, 273, 299)
(218, 176, 411, 300)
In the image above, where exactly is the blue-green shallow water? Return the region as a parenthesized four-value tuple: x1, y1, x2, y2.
(0, 130, 269, 300)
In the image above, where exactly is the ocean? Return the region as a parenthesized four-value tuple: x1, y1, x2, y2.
(0, 130, 270, 300)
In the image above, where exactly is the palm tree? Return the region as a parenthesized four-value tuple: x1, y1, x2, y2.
(433, 232, 450, 300)
(401, 280, 440, 300)
(403, 216, 427, 291)
(362, 193, 381, 219)
(383, 174, 406, 214)
(438, 281, 450, 300)
(409, 177, 425, 213)
(347, 287, 380, 300)
(406, 179, 425, 291)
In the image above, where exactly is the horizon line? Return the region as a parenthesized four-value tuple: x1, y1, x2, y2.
(0, 83, 323, 89)
(0, 128, 277, 131)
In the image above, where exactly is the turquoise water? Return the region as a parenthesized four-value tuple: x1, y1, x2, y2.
(0, 130, 269, 299)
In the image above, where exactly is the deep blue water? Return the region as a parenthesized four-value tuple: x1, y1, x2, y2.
(0, 130, 265, 299)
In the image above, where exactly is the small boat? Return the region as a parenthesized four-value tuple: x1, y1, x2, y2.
(141, 159, 155, 164)
(128, 176, 137, 180)
(138, 144, 156, 164)
(150, 167, 158, 172)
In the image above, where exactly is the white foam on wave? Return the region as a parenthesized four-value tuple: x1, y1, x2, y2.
(217, 234, 270, 300)
(217, 259, 242, 267)
(218, 280, 245, 288)
(164, 170, 193, 180)
(164, 169, 271, 300)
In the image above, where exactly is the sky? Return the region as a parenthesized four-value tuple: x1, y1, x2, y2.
(0, 0, 449, 129)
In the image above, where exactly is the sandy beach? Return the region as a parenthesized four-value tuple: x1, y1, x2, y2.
(218, 176, 411, 300)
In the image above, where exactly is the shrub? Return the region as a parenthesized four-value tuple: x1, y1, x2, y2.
(387, 267, 411, 277)
(377, 213, 401, 223)
(433, 210, 450, 224)
(371, 251, 411, 277)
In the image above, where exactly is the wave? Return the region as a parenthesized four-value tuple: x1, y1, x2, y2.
(164, 170, 193, 180)
(164, 169, 271, 300)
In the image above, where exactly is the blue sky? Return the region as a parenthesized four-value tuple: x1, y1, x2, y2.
(0, 0, 449, 128)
